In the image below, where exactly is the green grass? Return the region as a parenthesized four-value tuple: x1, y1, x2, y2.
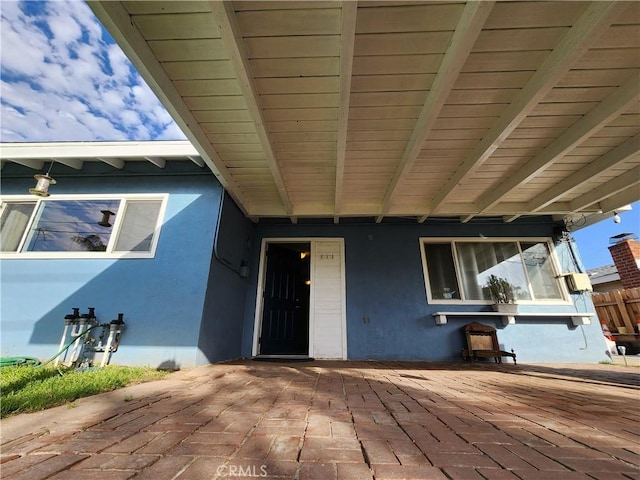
(0, 365, 167, 418)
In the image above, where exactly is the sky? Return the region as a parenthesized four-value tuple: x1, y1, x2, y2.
(1, 0, 638, 268)
(0, 0, 185, 142)
(572, 205, 640, 270)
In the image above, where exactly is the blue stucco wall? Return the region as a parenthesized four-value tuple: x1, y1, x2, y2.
(1, 162, 609, 366)
(198, 192, 254, 364)
(241, 219, 609, 363)
(0, 163, 224, 368)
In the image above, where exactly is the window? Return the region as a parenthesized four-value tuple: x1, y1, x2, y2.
(420, 239, 568, 303)
(0, 202, 36, 252)
(0, 195, 167, 258)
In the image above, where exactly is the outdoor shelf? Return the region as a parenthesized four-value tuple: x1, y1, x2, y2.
(432, 311, 594, 326)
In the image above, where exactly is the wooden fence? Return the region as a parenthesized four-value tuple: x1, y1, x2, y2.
(592, 287, 640, 336)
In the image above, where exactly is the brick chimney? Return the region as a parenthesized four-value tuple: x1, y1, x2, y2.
(608, 235, 640, 289)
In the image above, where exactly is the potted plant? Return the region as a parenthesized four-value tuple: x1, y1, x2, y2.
(486, 274, 518, 314)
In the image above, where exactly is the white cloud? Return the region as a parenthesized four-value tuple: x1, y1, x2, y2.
(157, 122, 187, 141)
(131, 84, 162, 112)
(107, 44, 131, 81)
(120, 110, 141, 127)
(48, 9, 83, 46)
(0, 13, 48, 76)
(100, 89, 126, 115)
(0, 0, 186, 142)
(152, 105, 175, 126)
(1, 80, 127, 142)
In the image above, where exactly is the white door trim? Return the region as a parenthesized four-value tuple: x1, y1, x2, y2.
(252, 237, 347, 359)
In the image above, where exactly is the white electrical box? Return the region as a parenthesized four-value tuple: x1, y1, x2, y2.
(565, 272, 593, 292)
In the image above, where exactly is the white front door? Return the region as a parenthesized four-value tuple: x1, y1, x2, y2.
(310, 239, 347, 359)
(253, 238, 347, 359)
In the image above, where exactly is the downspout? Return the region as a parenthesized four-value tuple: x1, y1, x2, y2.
(213, 190, 244, 277)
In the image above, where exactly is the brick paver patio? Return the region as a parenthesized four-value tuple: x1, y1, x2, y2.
(1, 360, 639, 479)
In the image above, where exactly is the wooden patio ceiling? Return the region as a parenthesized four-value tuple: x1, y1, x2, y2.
(80, 1, 640, 223)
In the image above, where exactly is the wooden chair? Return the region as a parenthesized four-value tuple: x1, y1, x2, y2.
(461, 322, 516, 364)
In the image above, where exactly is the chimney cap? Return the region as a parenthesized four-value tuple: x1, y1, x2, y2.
(609, 233, 638, 244)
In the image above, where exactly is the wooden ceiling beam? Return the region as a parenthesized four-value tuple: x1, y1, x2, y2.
(87, 1, 250, 216)
(96, 157, 125, 169)
(503, 215, 519, 224)
(571, 165, 640, 212)
(248, 201, 600, 219)
(598, 185, 640, 214)
(188, 156, 205, 167)
(209, 0, 293, 215)
(3, 159, 45, 170)
(377, 1, 494, 222)
(52, 158, 84, 170)
(473, 72, 640, 217)
(144, 156, 166, 169)
(429, 1, 626, 217)
(534, 131, 640, 211)
(334, 1, 357, 217)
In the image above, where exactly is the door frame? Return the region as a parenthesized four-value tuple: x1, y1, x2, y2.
(252, 237, 347, 359)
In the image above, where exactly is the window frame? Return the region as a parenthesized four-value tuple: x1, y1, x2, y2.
(0, 194, 168, 259)
(419, 237, 572, 305)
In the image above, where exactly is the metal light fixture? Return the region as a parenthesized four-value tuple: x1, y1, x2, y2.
(613, 211, 621, 224)
(29, 161, 56, 197)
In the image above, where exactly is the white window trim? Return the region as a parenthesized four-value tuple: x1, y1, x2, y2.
(0, 194, 168, 259)
(419, 237, 572, 306)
